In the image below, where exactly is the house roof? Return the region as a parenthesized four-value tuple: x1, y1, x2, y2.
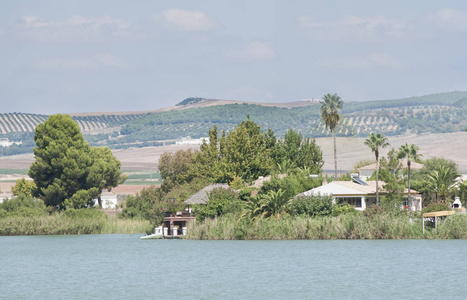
(302, 181, 383, 197)
(300, 180, 419, 198)
(249, 174, 287, 188)
(358, 160, 424, 171)
(184, 183, 231, 205)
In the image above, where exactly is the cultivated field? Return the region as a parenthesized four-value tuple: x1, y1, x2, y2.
(0, 132, 466, 178)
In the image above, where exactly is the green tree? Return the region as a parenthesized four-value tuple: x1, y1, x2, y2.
(159, 149, 197, 192)
(191, 125, 220, 181)
(320, 93, 344, 178)
(411, 157, 459, 204)
(426, 165, 460, 202)
(272, 129, 324, 175)
(12, 178, 37, 197)
(193, 188, 243, 221)
(28, 114, 125, 209)
(397, 143, 422, 211)
(458, 180, 467, 207)
(214, 117, 274, 183)
(379, 148, 405, 208)
(364, 133, 389, 206)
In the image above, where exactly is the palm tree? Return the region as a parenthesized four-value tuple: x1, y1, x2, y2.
(458, 180, 467, 207)
(397, 143, 422, 211)
(320, 93, 344, 178)
(426, 165, 460, 202)
(364, 133, 389, 206)
(259, 189, 289, 219)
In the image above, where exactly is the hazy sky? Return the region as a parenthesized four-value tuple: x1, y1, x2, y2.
(2, 0, 467, 114)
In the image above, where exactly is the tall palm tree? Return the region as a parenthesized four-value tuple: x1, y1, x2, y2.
(397, 143, 422, 211)
(320, 93, 344, 178)
(364, 133, 389, 206)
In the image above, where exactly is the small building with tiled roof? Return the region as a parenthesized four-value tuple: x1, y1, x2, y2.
(358, 160, 424, 180)
(299, 178, 421, 211)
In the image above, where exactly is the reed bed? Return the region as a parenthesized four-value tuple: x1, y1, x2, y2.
(0, 214, 152, 236)
(185, 212, 467, 240)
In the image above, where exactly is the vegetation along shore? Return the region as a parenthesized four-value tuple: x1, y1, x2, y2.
(1, 93, 467, 238)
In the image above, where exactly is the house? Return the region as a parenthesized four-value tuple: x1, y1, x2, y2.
(91, 191, 118, 209)
(299, 178, 422, 211)
(358, 160, 424, 180)
(184, 183, 232, 206)
(151, 183, 230, 238)
(162, 211, 196, 237)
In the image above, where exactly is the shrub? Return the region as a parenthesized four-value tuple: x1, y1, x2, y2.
(193, 188, 243, 221)
(237, 187, 258, 201)
(332, 204, 358, 216)
(423, 202, 451, 213)
(289, 194, 334, 218)
(362, 205, 384, 218)
(0, 195, 47, 217)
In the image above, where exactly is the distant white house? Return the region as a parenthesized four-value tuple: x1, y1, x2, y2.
(0, 138, 22, 147)
(92, 191, 118, 209)
(299, 178, 422, 211)
(175, 137, 208, 146)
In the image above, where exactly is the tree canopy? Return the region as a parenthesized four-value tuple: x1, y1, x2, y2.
(28, 114, 126, 209)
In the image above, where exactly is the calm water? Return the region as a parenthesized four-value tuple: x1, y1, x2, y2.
(1, 235, 467, 299)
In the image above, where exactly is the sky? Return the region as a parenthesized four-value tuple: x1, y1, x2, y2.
(1, 0, 467, 114)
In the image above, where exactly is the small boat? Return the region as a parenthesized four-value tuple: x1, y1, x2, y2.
(140, 226, 163, 240)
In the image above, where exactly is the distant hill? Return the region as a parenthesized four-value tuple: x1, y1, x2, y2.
(1, 91, 467, 156)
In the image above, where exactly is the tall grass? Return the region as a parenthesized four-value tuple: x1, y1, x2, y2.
(0, 213, 152, 236)
(185, 212, 467, 240)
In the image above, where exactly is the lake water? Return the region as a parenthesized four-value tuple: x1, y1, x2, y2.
(1, 235, 467, 299)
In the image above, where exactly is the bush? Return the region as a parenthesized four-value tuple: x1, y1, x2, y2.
(362, 205, 384, 218)
(0, 195, 47, 217)
(193, 188, 243, 221)
(332, 204, 358, 216)
(423, 202, 451, 213)
(238, 187, 259, 201)
(289, 194, 334, 218)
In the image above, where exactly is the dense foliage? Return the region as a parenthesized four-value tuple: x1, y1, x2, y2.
(28, 114, 127, 209)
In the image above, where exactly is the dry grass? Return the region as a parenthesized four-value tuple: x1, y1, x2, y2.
(0, 132, 466, 174)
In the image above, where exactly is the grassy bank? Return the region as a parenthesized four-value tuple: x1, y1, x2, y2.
(185, 212, 467, 240)
(0, 213, 152, 236)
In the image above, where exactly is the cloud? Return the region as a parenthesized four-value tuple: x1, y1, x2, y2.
(429, 8, 467, 32)
(161, 8, 216, 32)
(225, 42, 276, 60)
(20, 16, 49, 28)
(33, 54, 131, 71)
(299, 15, 407, 42)
(315, 53, 403, 69)
(65, 15, 130, 30)
(10, 15, 132, 42)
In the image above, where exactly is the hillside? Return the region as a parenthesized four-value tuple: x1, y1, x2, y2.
(1, 91, 467, 156)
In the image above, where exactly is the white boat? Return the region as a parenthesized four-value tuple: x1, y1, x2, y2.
(140, 226, 163, 240)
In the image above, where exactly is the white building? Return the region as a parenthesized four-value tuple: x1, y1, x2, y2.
(175, 137, 208, 146)
(300, 179, 422, 211)
(92, 191, 118, 209)
(0, 138, 22, 147)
